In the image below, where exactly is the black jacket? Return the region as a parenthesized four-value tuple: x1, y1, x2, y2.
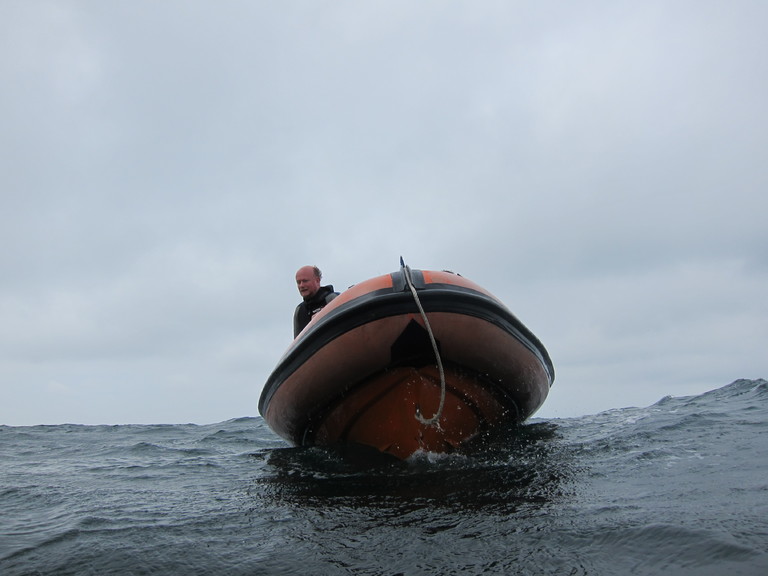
(293, 285, 338, 337)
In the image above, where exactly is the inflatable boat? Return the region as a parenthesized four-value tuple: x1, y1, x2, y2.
(258, 263, 555, 459)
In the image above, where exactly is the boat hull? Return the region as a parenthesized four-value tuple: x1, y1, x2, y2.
(259, 269, 554, 459)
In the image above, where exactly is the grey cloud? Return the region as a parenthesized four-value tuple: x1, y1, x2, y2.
(1, 1, 766, 425)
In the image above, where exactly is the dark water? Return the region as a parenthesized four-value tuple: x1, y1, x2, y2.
(2, 379, 767, 575)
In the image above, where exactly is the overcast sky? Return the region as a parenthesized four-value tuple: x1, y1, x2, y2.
(2, 1, 766, 427)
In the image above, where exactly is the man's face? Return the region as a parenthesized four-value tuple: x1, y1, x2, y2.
(296, 267, 321, 300)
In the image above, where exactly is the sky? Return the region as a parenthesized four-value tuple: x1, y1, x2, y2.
(1, 0, 766, 427)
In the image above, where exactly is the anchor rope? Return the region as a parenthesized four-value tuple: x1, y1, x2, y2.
(402, 262, 446, 427)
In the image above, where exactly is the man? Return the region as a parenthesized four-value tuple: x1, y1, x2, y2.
(293, 265, 339, 337)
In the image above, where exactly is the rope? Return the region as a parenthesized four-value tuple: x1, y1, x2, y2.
(402, 262, 446, 427)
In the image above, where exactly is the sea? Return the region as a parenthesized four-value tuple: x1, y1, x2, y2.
(2, 378, 767, 576)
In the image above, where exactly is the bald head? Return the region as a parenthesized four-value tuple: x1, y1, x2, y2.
(295, 265, 322, 301)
